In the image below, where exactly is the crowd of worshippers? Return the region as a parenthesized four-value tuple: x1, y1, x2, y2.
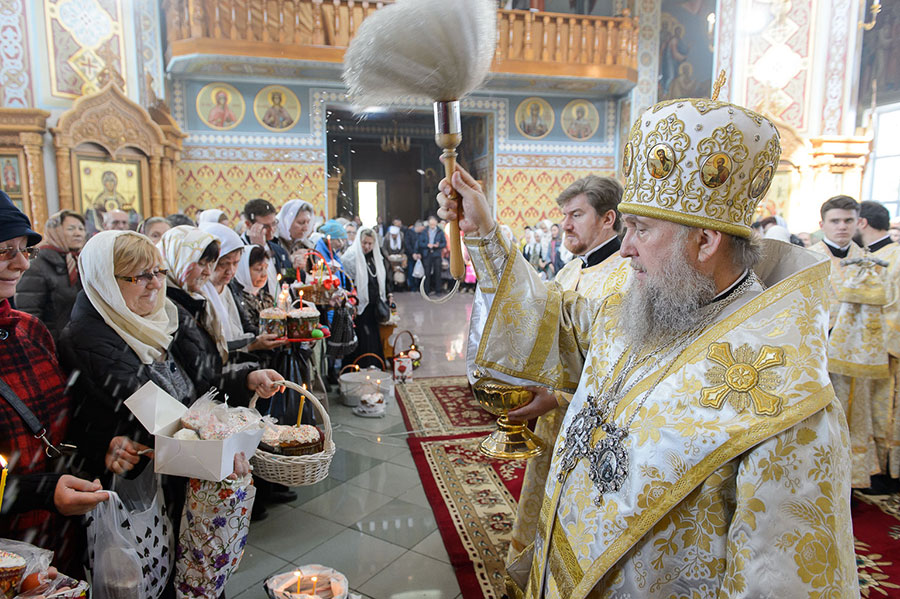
(4, 179, 900, 594)
(0, 194, 464, 595)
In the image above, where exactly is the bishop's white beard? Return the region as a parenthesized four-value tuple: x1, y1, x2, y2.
(618, 236, 718, 349)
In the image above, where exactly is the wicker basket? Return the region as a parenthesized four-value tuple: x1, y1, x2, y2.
(249, 381, 335, 486)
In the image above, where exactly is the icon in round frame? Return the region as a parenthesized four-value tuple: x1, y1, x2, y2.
(647, 143, 676, 180)
(196, 83, 245, 131)
(515, 97, 554, 140)
(622, 143, 634, 177)
(254, 85, 301, 131)
(748, 165, 774, 199)
(699, 152, 733, 189)
(561, 99, 600, 141)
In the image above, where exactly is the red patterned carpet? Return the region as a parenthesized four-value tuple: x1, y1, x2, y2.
(853, 493, 900, 597)
(396, 376, 495, 437)
(398, 377, 900, 598)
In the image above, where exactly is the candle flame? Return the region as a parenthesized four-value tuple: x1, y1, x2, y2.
(0, 455, 6, 468)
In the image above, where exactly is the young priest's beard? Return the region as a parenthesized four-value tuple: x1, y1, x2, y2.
(619, 238, 717, 349)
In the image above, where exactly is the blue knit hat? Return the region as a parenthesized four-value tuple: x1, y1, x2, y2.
(319, 219, 348, 239)
(0, 190, 41, 246)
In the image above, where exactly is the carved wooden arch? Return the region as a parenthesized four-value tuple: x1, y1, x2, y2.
(51, 83, 178, 218)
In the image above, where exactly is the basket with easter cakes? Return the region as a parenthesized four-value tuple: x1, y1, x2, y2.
(249, 380, 335, 486)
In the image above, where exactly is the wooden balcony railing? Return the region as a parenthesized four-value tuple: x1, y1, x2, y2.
(164, 0, 638, 81)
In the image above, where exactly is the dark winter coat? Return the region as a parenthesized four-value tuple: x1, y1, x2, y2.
(14, 249, 81, 342)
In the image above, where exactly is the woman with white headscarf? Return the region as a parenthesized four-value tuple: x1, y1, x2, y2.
(276, 199, 315, 251)
(197, 208, 227, 225)
(341, 227, 387, 364)
(198, 222, 250, 347)
(158, 226, 283, 403)
(276, 199, 317, 283)
(382, 225, 407, 290)
(229, 245, 274, 336)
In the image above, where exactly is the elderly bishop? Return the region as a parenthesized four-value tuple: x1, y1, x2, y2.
(441, 99, 857, 598)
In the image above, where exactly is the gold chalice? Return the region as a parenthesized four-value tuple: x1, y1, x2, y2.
(472, 378, 546, 460)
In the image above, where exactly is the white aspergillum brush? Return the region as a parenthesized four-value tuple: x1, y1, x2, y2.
(343, 0, 497, 284)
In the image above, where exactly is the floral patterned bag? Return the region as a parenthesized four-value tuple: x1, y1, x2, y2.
(174, 475, 256, 599)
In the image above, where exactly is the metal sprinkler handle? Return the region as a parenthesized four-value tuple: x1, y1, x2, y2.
(434, 100, 465, 281)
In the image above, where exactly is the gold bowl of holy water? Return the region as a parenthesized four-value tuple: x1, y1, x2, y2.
(471, 378, 546, 460)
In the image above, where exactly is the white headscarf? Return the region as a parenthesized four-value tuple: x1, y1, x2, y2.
(79, 231, 179, 364)
(387, 225, 402, 251)
(157, 226, 228, 360)
(234, 244, 267, 296)
(198, 222, 244, 257)
(341, 227, 385, 315)
(198, 209, 225, 225)
(276, 199, 314, 244)
(198, 222, 247, 342)
(764, 225, 792, 243)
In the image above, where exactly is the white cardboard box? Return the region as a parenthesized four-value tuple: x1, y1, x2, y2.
(124, 381, 264, 481)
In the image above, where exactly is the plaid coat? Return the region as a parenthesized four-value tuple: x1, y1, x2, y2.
(0, 298, 72, 547)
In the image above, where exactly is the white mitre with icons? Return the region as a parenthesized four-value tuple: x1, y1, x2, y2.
(619, 97, 781, 239)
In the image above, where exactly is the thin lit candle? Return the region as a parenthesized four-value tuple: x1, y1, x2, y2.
(311, 576, 318, 597)
(295, 570, 302, 595)
(0, 455, 7, 514)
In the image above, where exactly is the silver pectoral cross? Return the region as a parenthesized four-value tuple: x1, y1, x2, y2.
(556, 396, 601, 481)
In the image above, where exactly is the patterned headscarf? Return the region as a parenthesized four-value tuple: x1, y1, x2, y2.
(157, 225, 228, 359)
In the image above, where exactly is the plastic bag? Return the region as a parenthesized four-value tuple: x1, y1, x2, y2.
(15, 574, 89, 598)
(86, 461, 173, 599)
(1, 538, 89, 598)
(182, 393, 266, 440)
(0, 538, 51, 585)
(412, 259, 425, 279)
(85, 493, 144, 599)
(175, 475, 256, 599)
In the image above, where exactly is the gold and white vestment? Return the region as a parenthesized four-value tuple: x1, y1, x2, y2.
(466, 228, 858, 599)
(870, 241, 900, 476)
(505, 250, 631, 559)
(812, 241, 894, 486)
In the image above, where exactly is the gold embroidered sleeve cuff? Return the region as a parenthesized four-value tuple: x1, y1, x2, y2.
(465, 226, 510, 293)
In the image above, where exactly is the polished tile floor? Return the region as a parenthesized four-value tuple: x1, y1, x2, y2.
(228, 289, 475, 599)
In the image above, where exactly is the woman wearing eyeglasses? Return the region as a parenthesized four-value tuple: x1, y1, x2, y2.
(0, 192, 110, 573)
